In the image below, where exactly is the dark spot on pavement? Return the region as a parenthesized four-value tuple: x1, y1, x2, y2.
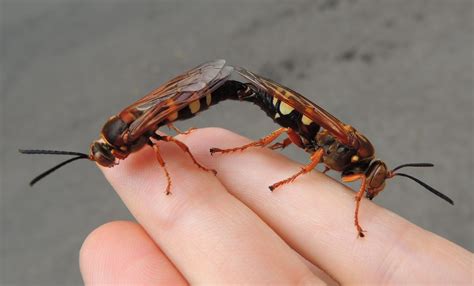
(280, 59, 296, 72)
(337, 48, 357, 62)
(319, 0, 340, 11)
(414, 12, 424, 22)
(359, 52, 374, 64)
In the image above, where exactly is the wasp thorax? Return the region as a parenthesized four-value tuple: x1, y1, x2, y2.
(90, 140, 116, 167)
(318, 131, 357, 171)
(323, 143, 357, 171)
(102, 116, 128, 146)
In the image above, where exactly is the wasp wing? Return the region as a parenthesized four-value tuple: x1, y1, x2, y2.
(235, 67, 358, 148)
(122, 60, 233, 140)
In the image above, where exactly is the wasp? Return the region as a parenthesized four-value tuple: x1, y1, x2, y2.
(20, 60, 240, 194)
(20, 59, 453, 237)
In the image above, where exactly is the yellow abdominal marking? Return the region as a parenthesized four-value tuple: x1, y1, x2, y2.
(189, 100, 200, 113)
(351, 155, 359, 163)
(279, 102, 294, 115)
(272, 97, 278, 106)
(274, 113, 281, 119)
(301, 115, 312, 125)
(168, 111, 178, 121)
(206, 94, 212, 106)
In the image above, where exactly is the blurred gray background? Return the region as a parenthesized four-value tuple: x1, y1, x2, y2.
(1, 0, 472, 285)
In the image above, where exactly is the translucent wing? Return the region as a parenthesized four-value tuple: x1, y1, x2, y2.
(121, 60, 233, 141)
(235, 67, 358, 148)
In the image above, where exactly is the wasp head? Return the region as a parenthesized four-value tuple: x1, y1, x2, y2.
(363, 161, 453, 205)
(364, 160, 388, 200)
(90, 140, 116, 167)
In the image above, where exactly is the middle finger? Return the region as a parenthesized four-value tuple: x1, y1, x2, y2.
(100, 140, 322, 285)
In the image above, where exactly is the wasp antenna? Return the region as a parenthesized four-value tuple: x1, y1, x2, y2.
(19, 149, 89, 157)
(19, 149, 90, 186)
(391, 163, 434, 172)
(28, 156, 89, 186)
(393, 172, 454, 205)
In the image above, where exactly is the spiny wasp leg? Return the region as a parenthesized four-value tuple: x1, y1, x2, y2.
(342, 173, 368, 237)
(210, 127, 289, 155)
(152, 134, 217, 175)
(322, 166, 331, 174)
(269, 148, 324, 191)
(269, 138, 292, 150)
(148, 140, 172, 195)
(167, 123, 196, 136)
(269, 128, 304, 150)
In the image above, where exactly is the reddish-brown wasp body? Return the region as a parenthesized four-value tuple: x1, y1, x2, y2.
(20, 59, 453, 237)
(210, 68, 453, 236)
(21, 60, 245, 193)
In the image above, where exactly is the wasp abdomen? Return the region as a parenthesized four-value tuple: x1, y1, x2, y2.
(159, 80, 248, 127)
(241, 87, 320, 144)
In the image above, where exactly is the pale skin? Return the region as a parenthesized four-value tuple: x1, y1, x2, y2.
(80, 128, 473, 285)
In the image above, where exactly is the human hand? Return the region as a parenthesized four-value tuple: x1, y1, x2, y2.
(80, 128, 472, 285)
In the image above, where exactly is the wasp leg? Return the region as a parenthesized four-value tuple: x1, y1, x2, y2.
(210, 127, 288, 155)
(210, 127, 304, 155)
(153, 134, 217, 175)
(148, 140, 172, 195)
(342, 174, 367, 238)
(269, 138, 292, 150)
(167, 123, 196, 135)
(270, 128, 304, 150)
(269, 148, 324, 191)
(322, 166, 331, 174)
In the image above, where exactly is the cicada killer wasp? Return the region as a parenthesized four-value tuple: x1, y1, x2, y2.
(19, 59, 247, 194)
(20, 59, 453, 237)
(209, 67, 454, 237)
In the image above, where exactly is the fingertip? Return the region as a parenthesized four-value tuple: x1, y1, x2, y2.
(80, 221, 187, 285)
(96, 146, 156, 183)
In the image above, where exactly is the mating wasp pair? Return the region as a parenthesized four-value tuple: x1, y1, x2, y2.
(20, 60, 453, 237)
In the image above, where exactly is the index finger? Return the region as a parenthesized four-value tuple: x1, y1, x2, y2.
(98, 136, 321, 285)
(181, 128, 472, 285)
